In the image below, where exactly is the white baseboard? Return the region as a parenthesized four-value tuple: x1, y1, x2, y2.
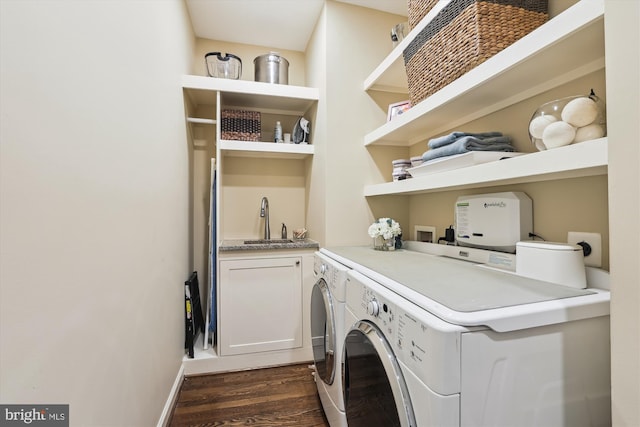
(183, 345, 313, 376)
(157, 364, 185, 427)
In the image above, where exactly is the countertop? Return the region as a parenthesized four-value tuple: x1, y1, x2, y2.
(323, 246, 610, 332)
(219, 238, 319, 252)
(325, 246, 594, 312)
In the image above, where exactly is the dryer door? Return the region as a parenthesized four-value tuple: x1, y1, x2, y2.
(311, 278, 336, 385)
(343, 320, 416, 427)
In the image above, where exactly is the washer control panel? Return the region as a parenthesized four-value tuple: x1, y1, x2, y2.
(346, 269, 468, 396)
(314, 252, 348, 302)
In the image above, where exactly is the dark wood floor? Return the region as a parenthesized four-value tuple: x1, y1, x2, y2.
(169, 363, 330, 427)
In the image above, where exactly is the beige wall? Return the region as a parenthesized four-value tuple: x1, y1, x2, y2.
(323, 1, 409, 246)
(0, 1, 194, 425)
(221, 157, 308, 240)
(306, 4, 328, 245)
(605, 1, 640, 425)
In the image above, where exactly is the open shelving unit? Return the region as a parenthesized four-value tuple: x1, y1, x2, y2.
(364, 0, 604, 147)
(182, 75, 319, 159)
(362, 0, 607, 197)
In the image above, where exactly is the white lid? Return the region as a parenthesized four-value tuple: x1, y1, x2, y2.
(517, 241, 582, 251)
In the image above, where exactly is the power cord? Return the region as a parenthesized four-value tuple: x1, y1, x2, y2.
(576, 241, 592, 256)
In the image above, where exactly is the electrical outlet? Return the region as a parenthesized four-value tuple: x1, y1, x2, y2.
(414, 225, 436, 243)
(567, 231, 602, 268)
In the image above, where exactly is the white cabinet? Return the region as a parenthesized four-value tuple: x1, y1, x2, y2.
(363, 0, 606, 196)
(219, 256, 303, 356)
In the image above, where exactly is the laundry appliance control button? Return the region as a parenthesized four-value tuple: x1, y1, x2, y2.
(367, 299, 380, 317)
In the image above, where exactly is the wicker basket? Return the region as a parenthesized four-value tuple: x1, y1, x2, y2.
(403, 0, 548, 106)
(407, 0, 439, 29)
(221, 109, 261, 141)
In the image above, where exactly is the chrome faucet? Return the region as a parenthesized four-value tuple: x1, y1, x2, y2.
(260, 196, 270, 240)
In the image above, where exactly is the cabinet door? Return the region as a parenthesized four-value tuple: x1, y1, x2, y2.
(219, 256, 302, 356)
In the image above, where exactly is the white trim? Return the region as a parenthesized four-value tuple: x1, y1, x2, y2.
(157, 364, 185, 427)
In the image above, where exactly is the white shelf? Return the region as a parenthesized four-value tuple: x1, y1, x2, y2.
(219, 140, 314, 159)
(364, 138, 607, 196)
(182, 75, 319, 115)
(364, 0, 605, 146)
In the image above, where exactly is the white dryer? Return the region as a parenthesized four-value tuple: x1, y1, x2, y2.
(311, 251, 349, 427)
(338, 247, 611, 427)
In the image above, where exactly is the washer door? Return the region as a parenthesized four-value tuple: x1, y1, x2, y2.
(343, 320, 416, 427)
(311, 278, 336, 385)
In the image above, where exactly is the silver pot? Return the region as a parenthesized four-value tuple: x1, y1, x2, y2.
(254, 52, 289, 85)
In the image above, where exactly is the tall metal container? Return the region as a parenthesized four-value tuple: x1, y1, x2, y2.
(254, 52, 289, 84)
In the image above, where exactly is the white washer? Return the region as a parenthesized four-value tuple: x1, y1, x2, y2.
(335, 247, 611, 427)
(311, 251, 349, 427)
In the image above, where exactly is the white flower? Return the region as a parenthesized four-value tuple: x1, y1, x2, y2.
(368, 218, 402, 239)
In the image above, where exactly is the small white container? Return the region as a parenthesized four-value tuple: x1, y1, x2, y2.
(516, 241, 586, 288)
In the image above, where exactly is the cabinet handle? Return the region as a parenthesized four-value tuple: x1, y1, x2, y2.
(296, 261, 300, 266)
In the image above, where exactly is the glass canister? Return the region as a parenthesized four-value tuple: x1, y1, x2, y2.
(205, 52, 242, 79)
(528, 90, 606, 151)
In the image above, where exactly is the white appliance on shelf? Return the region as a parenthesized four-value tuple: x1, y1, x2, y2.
(454, 191, 533, 253)
(325, 246, 611, 427)
(310, 251, 349, 427)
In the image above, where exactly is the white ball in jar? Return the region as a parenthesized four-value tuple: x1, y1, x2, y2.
(532, 138, 547, 151)
(542, 121, 576, 148)
(561, 97, 599, 127)
(529, 115, 558, 139)
(574, 123, 605, 143)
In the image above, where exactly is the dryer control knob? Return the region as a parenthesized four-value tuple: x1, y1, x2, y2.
(367, 300, 380, 316)
(320, 264, 327, 274)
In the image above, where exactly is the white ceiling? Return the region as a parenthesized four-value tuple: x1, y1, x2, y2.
(186, 0, 408, 52)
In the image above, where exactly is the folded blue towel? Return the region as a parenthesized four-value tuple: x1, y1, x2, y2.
(428, 131, 504, 149)
(422, 136, 514, 162)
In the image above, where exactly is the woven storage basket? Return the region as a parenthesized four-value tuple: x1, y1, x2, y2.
(403, 0, 548, 105)
(221, 109, 261, 141)
(408, 0, 439, 29)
